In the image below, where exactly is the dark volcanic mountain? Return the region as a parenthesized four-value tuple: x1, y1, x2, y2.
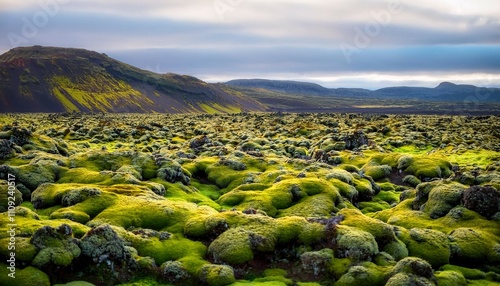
(226, 79, 500, 102)
(0, 46, 266, 113)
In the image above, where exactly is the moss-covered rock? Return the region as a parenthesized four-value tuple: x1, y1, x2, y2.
(300, 248, 334, 275)
(208, 227, 253, 265)
(462, 185, 500, 219)
(0, 180, 23, 212)
(0, 139, 14, 159)
(157, 160, 191, 185)
(338, 208, 396, 248)
(198, 264, 236, 286)
(413, 181, 465, 218)
(448, 228, 500, 264)
(403, 175, 421, 188)
(12, 161, 60, 191)
(382, 239, 409, 261)
(336, 225, 379, 261)
(160, 260, 190, 283)
(78, 224, 135, 266)
(362, 164, 392, 181)
(385, 273, 434, 286)
(390, 257, 435, 281)
(402, 155, 453, 181)
(0, 264, 50, 286)
(407, 228, 450, 267)
(435, 270, 467, 286)
(31, 224, 81, 267)
(334, 263, 386, 286)
(438, 264, 486, 280)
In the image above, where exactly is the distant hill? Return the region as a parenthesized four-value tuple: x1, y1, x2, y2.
(226, 79, 333, 96)
(225, 79, 500, 102)
(0, 46, 266, 113)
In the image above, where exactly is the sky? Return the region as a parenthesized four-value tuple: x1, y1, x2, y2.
(1, 0, 500, 89)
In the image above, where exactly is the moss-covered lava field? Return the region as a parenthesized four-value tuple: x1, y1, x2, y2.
(1, 112, 500, 286)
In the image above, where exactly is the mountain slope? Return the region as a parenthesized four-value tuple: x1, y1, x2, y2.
(226, 79, 334, 96)
(0, 46, 266, 113)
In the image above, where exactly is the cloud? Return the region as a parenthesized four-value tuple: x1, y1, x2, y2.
(1, 0, 499, 88)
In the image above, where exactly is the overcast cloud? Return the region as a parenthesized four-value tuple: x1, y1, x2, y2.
(1, 0, 499, 89)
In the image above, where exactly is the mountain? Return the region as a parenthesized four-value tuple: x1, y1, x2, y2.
(0, 46, 266, 113)
(225, 79, 500, 102)
(226, 79, 333, 96)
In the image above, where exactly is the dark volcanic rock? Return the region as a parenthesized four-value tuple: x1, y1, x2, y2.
(344, 130, 369, 150)
(0, 139, 14, 159)
(462, 185, 500, 219)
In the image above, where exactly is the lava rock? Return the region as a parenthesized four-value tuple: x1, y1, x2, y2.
(462, 185, 500, 219)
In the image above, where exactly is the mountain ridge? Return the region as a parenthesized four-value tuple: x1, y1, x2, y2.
(225, 78, 500, 102)
(0, 46, 266, 113)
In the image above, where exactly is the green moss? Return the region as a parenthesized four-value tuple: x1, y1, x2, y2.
(208, 227, 253, 265)
(131, 234, 206, 265)
(359, 201, 391, 213)
(336, 225, 379, 261)
(445, 149, 500, 169)
(374, 199, 500, 240)
(374, 190, 399, 205)
(435, 270, 467, 286)
(50, 209, 91, 224)
(374, 252, 396, 267)
(53, 281, 96, 286)
(382, 239, 409, 261)
(300, 248, 334, 275)
(253, 276, 293, 285)
(385, 273, 434, 286)
(423, 181, 465, 219)
(275, 216, 308, 244)
(198, 264, 236, 286)
(0, 213, 90, 239)
(334, 263, 387, 286)
(219, 178, 341, 217)
(402, 175, 421, 187)
(390, 257, 435, 280)
(438, 265, 486, 280)
(0, 264, 50, 286)
(328, 257, 352, 279)
(393, 145, 433, 155)
(363, 165, 392, 181)
(402, 155, 453, 180)
(407, 228, 450, 267)
(32, 246, 80, 267)
(0, 181, 23, 211)
(12, 162, 59, 191)
(448, 228, 500, 264)
(30, 225, 81, 267)
(338, 208, 396, 247)
(51, 74, 152, 112)
(326, 169, 354, 184)
(52, 87, 80, 112)
(279, 193, 337, 218)
(0, 237, 37, 262)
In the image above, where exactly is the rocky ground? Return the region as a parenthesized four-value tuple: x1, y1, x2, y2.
(0, 112, 499, 286)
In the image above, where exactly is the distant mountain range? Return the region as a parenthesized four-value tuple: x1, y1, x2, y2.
(0, 46, 266, 113)
(226, 79, 500, 102)
(0, 46, 499, 114)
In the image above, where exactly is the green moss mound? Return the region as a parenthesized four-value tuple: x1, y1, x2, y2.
(0, 264, 50, 286)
